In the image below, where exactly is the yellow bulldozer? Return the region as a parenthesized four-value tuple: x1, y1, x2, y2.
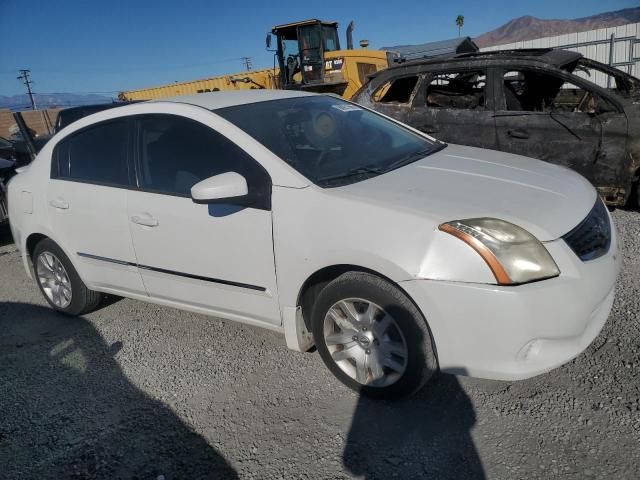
(119, 19, 389, 101)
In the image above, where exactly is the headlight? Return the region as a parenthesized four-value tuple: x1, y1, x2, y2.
(439, 218, 560, 285)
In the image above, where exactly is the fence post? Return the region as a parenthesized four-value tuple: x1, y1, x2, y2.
(607, 33, 615, 89)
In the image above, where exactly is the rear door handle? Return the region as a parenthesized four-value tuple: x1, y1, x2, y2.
(131, 214, 159, 227)
(49, 198, 69, 210)
(507, 129, 529, 139)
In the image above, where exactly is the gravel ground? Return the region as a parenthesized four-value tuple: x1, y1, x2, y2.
(0, 210, 638, 480)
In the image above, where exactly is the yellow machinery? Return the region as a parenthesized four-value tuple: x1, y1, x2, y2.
(120, 19, 389, 101)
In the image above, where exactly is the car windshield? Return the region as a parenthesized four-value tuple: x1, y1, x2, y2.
(215, 96, 444, 187)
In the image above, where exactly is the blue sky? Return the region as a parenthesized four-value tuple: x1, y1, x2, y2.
(0, 0, 636, 97)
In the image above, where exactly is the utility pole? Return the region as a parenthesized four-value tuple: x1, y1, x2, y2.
(17, 69, 37, 110)
(241, 56, 253, 71)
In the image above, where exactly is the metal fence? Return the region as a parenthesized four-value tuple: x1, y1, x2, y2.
(482, 22, 640, 87)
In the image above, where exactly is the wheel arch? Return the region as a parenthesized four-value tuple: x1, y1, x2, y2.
(295, 265, 436, 355)
(24, 232, 86, 285)
(296, 264, 441, 381)
(26, 232, 48, 260)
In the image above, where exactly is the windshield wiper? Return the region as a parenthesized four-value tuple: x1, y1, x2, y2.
(315, 166, 386, 185)
(381, 144, 446, 173)
(315, 144, 447, 186)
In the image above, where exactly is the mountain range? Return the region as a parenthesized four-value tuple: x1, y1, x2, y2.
(0, 93, 114, 111)
(475, 7, 640, 48)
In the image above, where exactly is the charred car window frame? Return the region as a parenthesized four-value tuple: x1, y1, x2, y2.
(423, 68, 489, 111)
(371, 75, 421, 105)
(496, 65, 623, 115)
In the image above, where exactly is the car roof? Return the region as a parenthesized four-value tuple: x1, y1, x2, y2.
(382, 48, 583, 73)
(155, 90, 318, 110)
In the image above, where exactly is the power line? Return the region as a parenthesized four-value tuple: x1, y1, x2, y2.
(17, 69, 36, 110)
(241, 56, 253, 71)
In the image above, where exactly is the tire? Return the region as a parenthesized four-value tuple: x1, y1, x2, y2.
(32, 238, 102, 316)
(311, 271, 437, 399)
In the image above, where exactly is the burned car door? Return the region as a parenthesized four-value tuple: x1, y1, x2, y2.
(495, 68, 628, 201)
(405, 68, 497, 149)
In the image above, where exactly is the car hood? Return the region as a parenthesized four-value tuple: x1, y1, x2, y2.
(330, 144, 597, 241)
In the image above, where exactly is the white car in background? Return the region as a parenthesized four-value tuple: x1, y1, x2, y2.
(8, 90, 619, 398)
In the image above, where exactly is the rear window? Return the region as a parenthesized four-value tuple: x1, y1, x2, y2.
(52, 119, 130, 186)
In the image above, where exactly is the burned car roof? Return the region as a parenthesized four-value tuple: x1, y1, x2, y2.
(353, 48, 640, 209)
(376, 48, 584, 75)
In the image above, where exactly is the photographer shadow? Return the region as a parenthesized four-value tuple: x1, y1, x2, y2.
(0, 301, 237, 479)
(343, 372, 485, 479)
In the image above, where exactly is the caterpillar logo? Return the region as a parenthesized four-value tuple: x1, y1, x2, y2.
(325, 58, 344, 71)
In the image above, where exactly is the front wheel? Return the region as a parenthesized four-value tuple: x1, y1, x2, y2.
(311, 272, 437, 399)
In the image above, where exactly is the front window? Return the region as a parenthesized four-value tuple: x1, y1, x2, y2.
(216, 96, 444, 187)
(502, 70, 614, 113)
(322, 26, 339, 52)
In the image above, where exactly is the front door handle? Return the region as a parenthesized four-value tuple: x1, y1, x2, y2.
(507, 129, 529, 139)
(49, 198, 69, 210)
(131, 214, 159, 227)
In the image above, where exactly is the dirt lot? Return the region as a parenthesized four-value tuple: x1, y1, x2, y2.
(0, 210, 639, 480)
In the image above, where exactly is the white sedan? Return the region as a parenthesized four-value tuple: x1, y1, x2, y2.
(8, 90, 619, 398)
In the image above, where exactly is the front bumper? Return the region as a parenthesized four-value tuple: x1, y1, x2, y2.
(401, 223, 620, 381)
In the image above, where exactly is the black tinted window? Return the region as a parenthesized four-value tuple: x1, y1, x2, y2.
(137, 115, 268, 197)
(54, 120, 130, 186)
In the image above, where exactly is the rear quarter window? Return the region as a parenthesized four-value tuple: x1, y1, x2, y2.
(372, 76, 419, 104)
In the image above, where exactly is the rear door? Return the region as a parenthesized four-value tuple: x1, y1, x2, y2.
(406, 67, 497, 149)
(494, 67, 626, 193)
(47, 118, 146, 295)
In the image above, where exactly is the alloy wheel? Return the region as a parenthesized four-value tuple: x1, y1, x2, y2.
(36, 251, 72, 308)
(323, 298, 408, 387)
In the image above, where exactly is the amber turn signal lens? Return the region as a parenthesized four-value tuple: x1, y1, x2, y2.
(438, 223, 512, 285)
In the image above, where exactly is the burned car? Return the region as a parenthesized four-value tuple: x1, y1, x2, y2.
(353, 49, 640, 207)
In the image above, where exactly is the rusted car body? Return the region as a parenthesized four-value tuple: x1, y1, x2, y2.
(353, 49, 640, 206)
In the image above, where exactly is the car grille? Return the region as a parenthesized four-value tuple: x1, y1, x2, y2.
(563, 199, 611, 261)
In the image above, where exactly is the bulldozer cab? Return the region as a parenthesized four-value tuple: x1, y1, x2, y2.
(270, 19, 341, 90)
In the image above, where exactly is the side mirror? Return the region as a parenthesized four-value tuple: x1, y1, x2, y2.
(266, 34, 272, 49)
(191, 172, 248, 204)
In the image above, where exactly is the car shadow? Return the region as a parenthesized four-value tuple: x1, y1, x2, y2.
(343, 372, 485, 479)
(0, 301, 238, 480)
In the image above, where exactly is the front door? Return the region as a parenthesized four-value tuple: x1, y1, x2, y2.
(47, 118, 146, 295)
(494, 69, 606, 181)
(126, 113, 281, 326)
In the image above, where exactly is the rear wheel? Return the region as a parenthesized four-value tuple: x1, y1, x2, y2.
(33, 239, 102, 315)
(312, 272, 437, 399)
